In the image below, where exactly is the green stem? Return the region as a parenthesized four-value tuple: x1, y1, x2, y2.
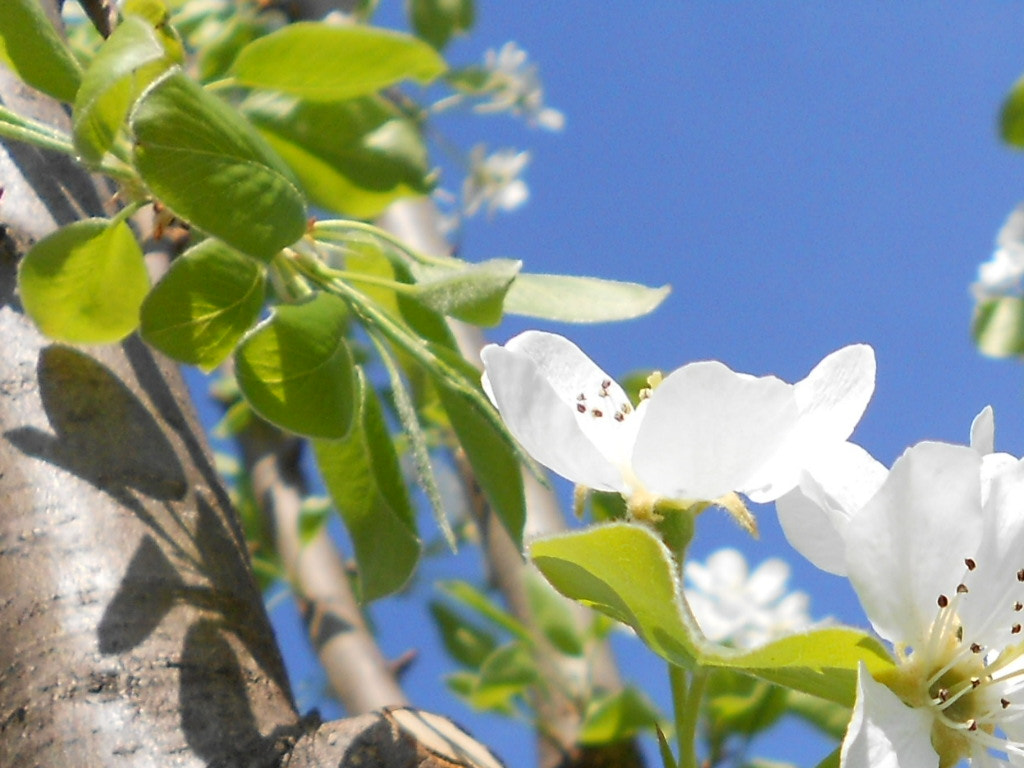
(312, 219, 457, 269)
(670, 664, 707, 768)
(0, 105, 136, 181)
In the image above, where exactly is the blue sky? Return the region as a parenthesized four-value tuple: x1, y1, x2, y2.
(194, 5, 1024, 766)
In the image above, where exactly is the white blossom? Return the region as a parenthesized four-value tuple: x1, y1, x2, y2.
(475, 41, 565, 131)
(480, 331, 875, 519)
(838, 441, 1024, 768)
(684, 548, 812, 648)
(462, 145, 530, 218)
(972, 204, 1024, 302)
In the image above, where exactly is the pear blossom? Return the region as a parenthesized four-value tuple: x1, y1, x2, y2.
(480, 331, 875, 519)
(972, 204, 1024, 302)
(683, 548, 812, 648)
(778, 405, 1014, 576)
(839, 441, 1024, 768)
(462, 145, 531, 218)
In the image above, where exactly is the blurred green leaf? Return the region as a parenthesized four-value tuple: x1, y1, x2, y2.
(814, 748, 841, 768)
(411, 258, 521, 326)
(73, 14, 181, 162)
(313, 370, 420, 601)
(504, 273, 670, 323)
(580, 687, 663, 745)
(474, 641, 537, 707)
(656, 725, 679, 768)
(409, 0, 475, 50)
(234, 292, 356, 438)
(231, 22, 446, 101)
(1001, 75, 1024, 148)
(244, 93, 432, 219)
(0, 0, 82, 102)
(140, 238, 266, 371)
(430, 599, 498, 669)
(785, 690, 850, 741)
(973, 296, 1024, 357)
(18, 218, 148, 343)
(439, 580, 532, 642)
(524, 570, 584, 656)
(131, 69, 307, 260)
(297, 496, 331, 547)
(704, 670, 787, 743)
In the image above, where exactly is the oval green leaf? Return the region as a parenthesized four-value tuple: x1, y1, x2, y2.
(409, 0, 475, 50)
(231, 22, 446, 101)
(18, 218, 149, 343)
(243, 92, 432, 218)
(504, 273, 671, 323)
(234, 292, 355, 438)
(130, 70, 307, 261)
(0, 0, 82, 102)
(1001, 75, 1024, 148)
(140, 238, 266, 371)
(73, 15, 181, 163)
(313, 369, 420, 601)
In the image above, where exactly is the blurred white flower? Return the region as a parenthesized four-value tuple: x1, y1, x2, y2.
(476, 41, 565, 131)
(684, 548, 812, 648)
(462, 145, 530, 218)
(481, 331, 875, 521)
(972, 203, 1024, 301)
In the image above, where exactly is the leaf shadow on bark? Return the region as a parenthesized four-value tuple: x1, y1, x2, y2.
(4, 344, 189, 508)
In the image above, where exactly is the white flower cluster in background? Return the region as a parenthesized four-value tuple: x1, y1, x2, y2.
(475, 42, 565, 131)
(972, 203, 1024, 301)
(462, 145, 531, 218)
(683, 548, 813, 649)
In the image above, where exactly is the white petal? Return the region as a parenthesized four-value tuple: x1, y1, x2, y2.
(777, 442, 888, 576)
(795, 344, 876, 443)
(480, 335, 628, 492)
(959, 456, 1024, 648)
(631, 361, 799, 501)
(745, 558, 790, 605)
(751, 344, 876, 502)
(840, 664, 938, 768)
(845, 442, 983, 646)
(971, 405, 996, 455)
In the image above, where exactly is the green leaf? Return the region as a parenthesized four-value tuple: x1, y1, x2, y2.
(435, 379, 526, 547)
(411, 259, 521, 326)
(18, 218, 148, 343)
(579, 687, 663, 745)
(531, 523, 701, 668)
(972, 297, 1024, 358)
(234, 292, 355, 438)
(813, 748, 841, 768)
(140, 238, 266, 371)
(72, 14, 181, 162)
(297, 496, 331, 546)
(409, 0, 475, 50)
(474, 641, 537, 702)
(524, 570, 584, 657)
(0, 0, 82, 102)
(439, 580, 532, 642)
(429, 600, 498, 669)
(244, 92, 432, 219)
(655, 725, 679, 768)
(700, 628, 894, 708)
(785, 690, 851, 740)
(704, 670, 787, 741)
(531, 523, 894, 706)
(1001, 75, 1024, 148)
(504, 273, 671, 323)
(231, 22, 446, 101)
(130, 69, 307, 261)
(313, 370, 420, 601)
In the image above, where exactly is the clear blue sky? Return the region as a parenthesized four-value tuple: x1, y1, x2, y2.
(193, 5, 1024, 766)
